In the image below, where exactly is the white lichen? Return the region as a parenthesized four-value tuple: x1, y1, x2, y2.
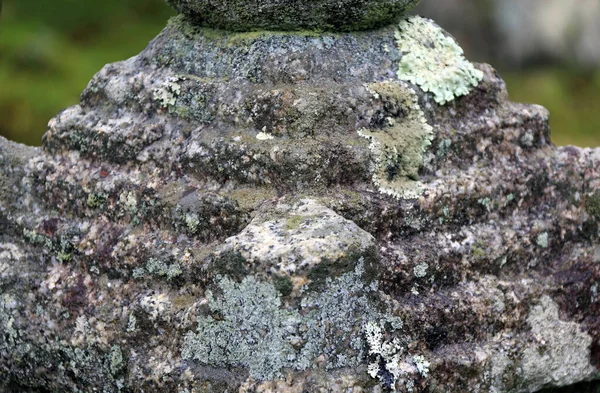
(364, 320, 405, 391)
(413, 263, 428, 278)
(413, 354, 430, 378)
(364, 319, 432, 390)
(153, 76, 184, 108)
(256, 131, 276, 140)
(127, 313, 137, 332)
(520, 296, 598, 391)
(184, 213, 200, 234)
(395, 16, 484, 105)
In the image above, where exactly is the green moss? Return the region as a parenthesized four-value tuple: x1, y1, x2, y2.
(226, 187, 277, 211)
(586, 190, 600, 220)
(272, 275, 293, 297)
(211, 250, 249, 282)
(395, 16, 483, 105)
(167, 14, 325, 44)
(307, 246, 379, 291)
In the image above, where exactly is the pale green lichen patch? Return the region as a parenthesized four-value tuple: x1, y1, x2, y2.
(181, 275, 299, 381)
(153, 76, 185, 109)
(107, 345, 125, 376)
(358, 82, 433, 200)
(256, 131, 276, 141)
(22, 228, 76, 263)
(413, 262, 428, 278)
(395, 16, 484, 105)
(182, 260, 404, 384)
(536, 232, 549, 249)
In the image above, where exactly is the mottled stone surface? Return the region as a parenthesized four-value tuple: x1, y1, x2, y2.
(1, 11, 600, 393)
(165, 0, 421, 32)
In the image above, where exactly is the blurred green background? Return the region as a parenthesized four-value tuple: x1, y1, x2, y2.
(0, 0, 599, 147)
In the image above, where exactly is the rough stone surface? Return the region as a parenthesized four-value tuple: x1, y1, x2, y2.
(164, 0, 421, 32)
(1, 10, 600, 393)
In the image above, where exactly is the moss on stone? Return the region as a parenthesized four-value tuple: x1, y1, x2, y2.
(272, 275, 293, 298)
(211, 250, 249, 282)
(586, 190, 600, 220)
(307, 246, 379, 291)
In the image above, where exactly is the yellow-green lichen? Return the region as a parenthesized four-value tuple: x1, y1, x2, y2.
(395, 16, 484, 105)
(285, 215, 306, 231)
(87, 193, 107, 209)
(358, 81, 433, 199)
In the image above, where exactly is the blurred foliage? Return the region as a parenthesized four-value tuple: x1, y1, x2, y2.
(0, 1, 599, 147)
(0, 0, 173, 146)
(504, 69, 600, 148)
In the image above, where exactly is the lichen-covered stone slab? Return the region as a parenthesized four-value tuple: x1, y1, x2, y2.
(165, 0, 421, 32)
(1, 11, 600, 393)
(219, 198, 376, 275)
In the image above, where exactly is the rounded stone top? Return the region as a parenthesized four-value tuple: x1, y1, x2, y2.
(165, 0, 421, 32)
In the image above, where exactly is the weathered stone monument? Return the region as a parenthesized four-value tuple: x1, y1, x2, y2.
(1, 0, 599, 392)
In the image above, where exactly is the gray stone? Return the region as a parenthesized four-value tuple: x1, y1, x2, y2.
(1, 9, 599, 393)
(164, 0, 421, 31)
